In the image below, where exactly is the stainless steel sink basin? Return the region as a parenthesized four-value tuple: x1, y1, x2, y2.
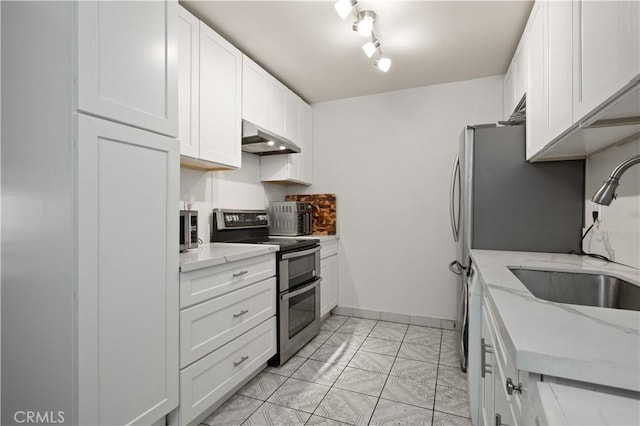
(509, 268, 640, 311)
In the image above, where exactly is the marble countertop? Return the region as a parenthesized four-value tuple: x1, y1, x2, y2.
(271, 234, 339, 242)
(180, 243, 277, 272)
(470, 250, 640, 392)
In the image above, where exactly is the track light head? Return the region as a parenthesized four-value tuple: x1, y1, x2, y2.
(334, 0, 357, 20)
(362, 37, 381, 58)
(375, 55, 391, 72)
(353, 10, 376, 37)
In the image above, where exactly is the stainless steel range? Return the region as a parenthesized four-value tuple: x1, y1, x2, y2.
(211, 209, 321, 365)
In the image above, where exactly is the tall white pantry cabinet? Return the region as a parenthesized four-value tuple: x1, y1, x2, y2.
(2, 2, 179, 426)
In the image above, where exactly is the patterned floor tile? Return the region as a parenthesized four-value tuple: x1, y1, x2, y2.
(267, 377, 330, 414)
(388, 358, 438, 384)
(403, 329, 442, 347)
(374, 321, 409, 332)
(265, 356, 306, 377)
(370, 398, 433, 426)
(434, 385, 471, 418)
(321, 316, 349, 332)
(359, 337, 402, 356)
(439, 345, 461, 368)
(347, 351, 395, 374)
(324, 332, 366, 350)
(292, 359, 345, 386)
(337, 322, 375, 336)
(432, 412, 472, 426)
(305, 414, 353, 425)
(344, 317, 377, 327)
(313, 388, 377, 425)
(397, 341, 440, 363)
(310, 344, 357, 366)
(437, 365, 467, 391)
(408, 325, 442, 335)
(237, 372, 287, 401)
(332, 367, 387, 397)
(244, 401, 311, 426)
(297, 342, 323, 358)
(202, 394, 262, 426)
(368, 326, 406, 342)
(381, 375, 436, 409)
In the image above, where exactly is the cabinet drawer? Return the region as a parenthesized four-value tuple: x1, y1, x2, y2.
(180, 253, 275, 308)
(180, 278, 276, 367)
(179, 317, 277, 425)
(320, 239, 338, 259)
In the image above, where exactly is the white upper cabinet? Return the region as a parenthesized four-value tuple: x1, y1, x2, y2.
(77, 0, 178, 137)
(285, 90, 301, 144)
(198, 22, 242, 168)
(177, 6, 200, 158)
(573, 0, 640, 121)
(242, 55, 269, 129)
(524, 0, 640, 161)
(266, 78, 287, 137)
(178, 6, 242, 170)
(503, 33, 528, 120)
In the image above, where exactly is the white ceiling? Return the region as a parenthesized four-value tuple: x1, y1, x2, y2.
(181, 1, 533, 104)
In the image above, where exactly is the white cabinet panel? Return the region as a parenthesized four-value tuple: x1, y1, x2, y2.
(321, 255, 338, 317)
(77, 114, 179, 425)
(242, 55, 268, 128)
(513, 34, 528, 109)
(77, 0, 178, 137)
(503, 64, 515, 120)
(573, 0, 640, 121)
(285, 91, 301, 144)
(198, 22, 242, 168)
(177, 6, 200, 158)
(177, 318, 277, 426)
(526, 1, 546, 159)
(266, 78, 287, 137)
(300, 102, 314, 184)
(180, 278, 276, 367)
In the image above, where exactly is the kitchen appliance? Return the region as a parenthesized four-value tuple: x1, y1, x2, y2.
(269, 202, 313, 236)
(180, 210, 199, 252)
(449, 123, 585, 371)
(211, 209, 321, 365)
(241, 121, 301, 155)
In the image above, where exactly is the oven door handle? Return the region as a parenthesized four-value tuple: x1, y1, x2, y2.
(281, 246, 321, 260)
(281, 277, 322, 301)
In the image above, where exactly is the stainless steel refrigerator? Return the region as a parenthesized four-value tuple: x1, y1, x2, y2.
(449, 123, 585, 371)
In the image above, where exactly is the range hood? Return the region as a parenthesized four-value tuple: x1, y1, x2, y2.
(241, 121, 301, 156)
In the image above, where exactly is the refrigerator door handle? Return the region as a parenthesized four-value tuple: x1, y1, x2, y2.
(449, 155, 461, 242)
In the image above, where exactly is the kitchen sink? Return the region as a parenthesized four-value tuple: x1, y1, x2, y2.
(509, 268, 640, 311)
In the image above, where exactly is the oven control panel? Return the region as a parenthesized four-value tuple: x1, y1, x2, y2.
(214, 209, 269, 230)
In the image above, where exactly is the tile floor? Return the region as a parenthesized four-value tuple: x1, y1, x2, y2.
(202, 315, 471, 426)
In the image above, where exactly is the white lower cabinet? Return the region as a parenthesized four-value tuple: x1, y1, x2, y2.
(320, 239, 339, 317)
(171, 253, 277, 425)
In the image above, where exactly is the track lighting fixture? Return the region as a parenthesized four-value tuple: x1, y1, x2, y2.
(375, 54, 391, 72)
(362, 37, 381, 58)
(334, 0, 357, 20)
(334, 3, 392, 73)
(352, 10, 376, 37)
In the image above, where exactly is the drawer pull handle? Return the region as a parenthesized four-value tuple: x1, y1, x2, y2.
(233, 309, 249, 318)
(232, 270, 249, 278)
(233, 356, 249, 367)
(481, 338, 493, 378)
(506, 378, 522, 395)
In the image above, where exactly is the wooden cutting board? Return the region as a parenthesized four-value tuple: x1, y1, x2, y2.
(285, 193, 337, 235)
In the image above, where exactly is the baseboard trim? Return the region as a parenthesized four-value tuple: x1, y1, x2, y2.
(330, 306, 458, 331)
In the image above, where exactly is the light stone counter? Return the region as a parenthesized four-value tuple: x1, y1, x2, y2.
(470, 249, 640, 392)
(179, 243, 277, 272)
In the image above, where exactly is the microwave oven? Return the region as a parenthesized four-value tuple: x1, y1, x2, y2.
(268, 202, 313, 236)
(180, 210, 198, 252)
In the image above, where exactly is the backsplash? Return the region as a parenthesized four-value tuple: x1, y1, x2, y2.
(583, 139, 640, 269)
(180, 153, 288, 243)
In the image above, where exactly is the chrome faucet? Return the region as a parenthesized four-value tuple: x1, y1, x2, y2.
(591, 154, 640, 205)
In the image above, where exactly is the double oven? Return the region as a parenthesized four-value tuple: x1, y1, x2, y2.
(211, 209, 321, 365)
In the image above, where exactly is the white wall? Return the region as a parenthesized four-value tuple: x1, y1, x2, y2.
(583, 139, 640, 269)
(293, 76, 504, 320)
(180, 152, 288, 242)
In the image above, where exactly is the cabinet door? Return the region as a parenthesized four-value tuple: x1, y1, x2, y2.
(300, 102, 314, 185)
(77, 0, 178, 137)
(545, 0, 573, 142)
(503, 64, 515, 120)
(77, 115, 179, 425)
(199, 23, 242, 168)
(242, 55, 268, 128)
(573, 0, 640, 121)
(285, 91, 301, 144)
(266, 77, 287, 137)
(321, 255, 338, 317)
(513, 34, 528, 109)
(481, 306, 495, 426)
(177, 6, 199, 158)
(526, 1, 546, 160)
